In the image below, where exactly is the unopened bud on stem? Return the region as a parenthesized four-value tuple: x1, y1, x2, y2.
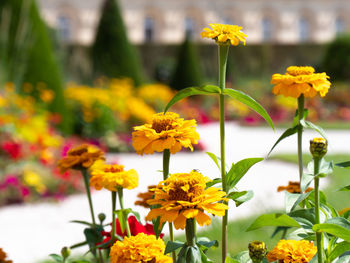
(248, 241, 267, 262)
(310, 137, 327, 159)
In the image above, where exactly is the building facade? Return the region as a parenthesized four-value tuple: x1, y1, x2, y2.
(39, 0, 350, 45)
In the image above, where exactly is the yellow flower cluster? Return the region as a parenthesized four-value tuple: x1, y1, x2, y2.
(132, 112, 200, 155)
(271, 66, 331, 98)
(201, 23, 247, 45)
(109, 233, 172, 263)
(90, 161, 138, 191)
(138, 84, 175, 107)
(64, 79, 156, 123)
(267, 240, 317, 263)
(146, 171, 228, 229)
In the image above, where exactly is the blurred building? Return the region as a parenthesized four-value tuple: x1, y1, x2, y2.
(39, 0, 350, 45)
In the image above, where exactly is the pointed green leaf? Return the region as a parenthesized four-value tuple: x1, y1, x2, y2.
(246, 213, 300, 231)
(206, 178, 222, 188)
(299, 120, 328, 140)
(227, 190, 254, 207)
(70, 220, 93, 227)
(336, 161, 350, 169)
(49, 254, 63, 263)
(152, 216, 165, 239)
(329, 241, 350, 262)
(313, 217, 350, 241)
(285, 191, 312, 213)
(336, 255, 350, 263)
(227, 158, 264, 189)
(223, 88, 274, 130)
(70, 241, 88, 249)
(232, 251, 251, 262)
(301, 172, 314, 192)
(206, 152, 221, 171)
(197, 237, 219, 248)
(317, 159, 333, 178)
(115, 208, 132, 232)
(164, 240, 185, 254)
(164, 85, 221, 113)
(338, 185, 350, 192)
(268, 125, 299, 156)
(225, 254, 240, 263)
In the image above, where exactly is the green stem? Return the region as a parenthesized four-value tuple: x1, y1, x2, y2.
(163, 149, 176, 262)
(219, 44, 229, 263)
(185, 218, 196, 247)
(82, 169, 97, 227)
(117, 187, 131, 237)
(297, 95, 305, 188)
(314, 157, 324, 263)
(111, 191, 117, 244)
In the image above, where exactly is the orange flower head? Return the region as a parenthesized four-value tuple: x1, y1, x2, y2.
(0, 248, 12, 263)
(271, 66, 331, 98)
(135, 185, 157, 209)
(201, 23, 247, 46)
(132, 112, 200, 155)
(109, 233, 172, 263)
(57, 144, 105, 173)
(277, 181, 313, 194)
(267, 240, 317, 263)
(146, 170, 228, 230)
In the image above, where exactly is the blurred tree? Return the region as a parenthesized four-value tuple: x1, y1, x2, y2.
(91, 0, 143, 86)
(0, 0, 71, 133)
(321, 34, 350, 81)
(170, 38, 202, 90)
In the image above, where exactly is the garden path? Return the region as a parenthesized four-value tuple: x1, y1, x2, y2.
(1, 122, 349, 263)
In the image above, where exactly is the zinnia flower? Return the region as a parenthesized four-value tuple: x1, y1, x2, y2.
(135, 185, 156, 209)
(109, 233, 172, 263)
(266, 240, 317, 263)
(57, 144, 105, 173)
(146, 171, 228, 230)
(132, 112, 199, 155)
(271, 66, 331, 98)
(90, 161, 138, 191)
(277, 181, 313, 194)
(201, 23, 247, 45)
(0, 248, 12, 263)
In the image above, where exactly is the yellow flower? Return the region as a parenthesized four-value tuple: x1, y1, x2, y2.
(23, 170, 46, 194)
(146, 171, 228, 230)
(135, 185, 157, 209)
(132, 112, 200, 155)
(57, 144, 105, 173)
(201, 23, 247, 45)
(271, 66, 331, 98)
(109, 233, 172, 263)
(90, 161, 138, 191)
(267, 240, 317, 263)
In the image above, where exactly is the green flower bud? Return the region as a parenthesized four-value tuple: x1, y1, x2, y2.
(248, 241, 267, 262)
(98, 213, 106, 223)
(310, 137, 328, 158)
(61, 246, 70, 259)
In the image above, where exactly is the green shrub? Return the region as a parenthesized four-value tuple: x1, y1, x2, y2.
(91, 0, 143, 86)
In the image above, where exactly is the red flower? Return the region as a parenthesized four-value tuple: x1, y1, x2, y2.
(2, 142, 21, 160)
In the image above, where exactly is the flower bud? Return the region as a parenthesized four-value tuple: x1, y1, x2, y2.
(98, 213, 106, 223)
(248, 241, 267, 262)
(61, 246, 70, 259)
(310, 137, 328, 158)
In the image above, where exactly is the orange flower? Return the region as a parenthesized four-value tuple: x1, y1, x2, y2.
(135, 185, 157, 208)
(267, 240, 317, 263)
(277, 181, 313, 194)
(57, 144, 105, 173)
(0, 248, 12, 263)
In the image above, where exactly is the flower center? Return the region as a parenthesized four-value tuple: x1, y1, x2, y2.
(151, 118, 175, 133)
(168, 183, 204, 202)
(103, 164, 124, 173)
(287, 66, 315, 76)
(69, 146, 88, 156)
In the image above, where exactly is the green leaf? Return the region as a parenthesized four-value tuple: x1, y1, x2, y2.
(70, 241, 88, 249)
(336, 161, 350, 169)
(227, 190, 254, 207)
(232, 251, 251, 262)
(197, 237, 219, 248)
(49, 254, 63, 263)
(313, 217, 350, 241)
(152, 216, 165, 239)
(83, 227, 103, 256)
(227, 158, 264, 189)
(206, 178, 222, 188)
(301, 172, 315, 192)
(70, 220, 93, 227)
(329, 241, 350, 262)
(338, 185, 350, 192)
(246, 213, 300, 231)
(292, 108, 309, 126)
(223, 88, 274, 130)
(199, 248, 213, 263)
(268, 125, 298, 156)
(318, 159, 333, 178)
(115, 209, 128, 233)
(225, 254, 240, 263)
(289, 208, 316, 224)
(164, 240, 185, 254)
(299, 119, 328, 140)
(164, 85, 221, 113)
(285, 191, 312, 213)
(206, 152, 221, 171)
(336, 255, 350, 263)
(177, 245, 202, 263)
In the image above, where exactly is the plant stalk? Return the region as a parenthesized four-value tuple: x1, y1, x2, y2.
(185, 218, 196, 247)
(313, 157, 324, 263)
(111, 191, 117, 244)
(163, 149, 176, 262)
(219, 44, 229, 263)
(117, 187, 131, 237)
(297, 95, 305, 188)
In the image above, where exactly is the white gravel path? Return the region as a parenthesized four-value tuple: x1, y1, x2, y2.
(0, 123, 348, 263)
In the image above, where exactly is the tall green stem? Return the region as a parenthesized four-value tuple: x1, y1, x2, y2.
(111, 191, 117, 244)
(219, 44, 229, 263)
(82, 169, 97, 226)
(185, 218, 196, 247)
(117, 187, 131, 237)
(297, 95, 305, 187)
(163, 149, 176, 262)
(313, 157, 324, 263)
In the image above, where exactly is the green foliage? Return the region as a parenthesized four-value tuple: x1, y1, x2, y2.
(91, 0, 143, 85)
(170, 38, 202, 90)
(321, 34, 350, 81)
(0, 0, 71, 133)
